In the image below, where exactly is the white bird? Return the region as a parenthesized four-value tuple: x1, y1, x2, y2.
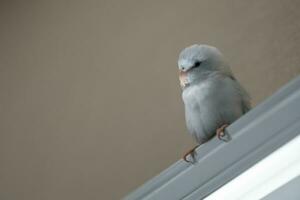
(178, 44, 251, 162)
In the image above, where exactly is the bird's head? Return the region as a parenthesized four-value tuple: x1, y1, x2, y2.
(178, 44, 229, 89)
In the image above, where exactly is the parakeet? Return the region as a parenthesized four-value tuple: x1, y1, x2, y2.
(178, 44, 251, 162)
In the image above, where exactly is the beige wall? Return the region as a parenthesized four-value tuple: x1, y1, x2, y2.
(1, 1, 300, 199)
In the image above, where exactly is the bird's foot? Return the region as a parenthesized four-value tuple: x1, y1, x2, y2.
(183, 145, 199, 163)
(216, 124, 231, 142)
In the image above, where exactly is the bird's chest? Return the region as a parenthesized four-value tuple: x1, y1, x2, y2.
(182, 82, 213, 110)
(182, 82, 218, 142)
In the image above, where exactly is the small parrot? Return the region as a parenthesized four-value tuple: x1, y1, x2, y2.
(178, 44, 251, 162)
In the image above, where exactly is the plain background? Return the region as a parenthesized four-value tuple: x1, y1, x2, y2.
(1, 0, 300, 199)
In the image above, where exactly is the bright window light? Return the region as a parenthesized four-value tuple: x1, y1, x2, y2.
(204, 134, 300, 200)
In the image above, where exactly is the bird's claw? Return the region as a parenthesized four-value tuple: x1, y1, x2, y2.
(183, 145, 199, 163)
(183, 125, 231, 163)
(217, 124, 231, 142)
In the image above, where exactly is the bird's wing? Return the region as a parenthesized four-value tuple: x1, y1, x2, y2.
(232, 78, 251, 114)
(224, 66, 251, 114)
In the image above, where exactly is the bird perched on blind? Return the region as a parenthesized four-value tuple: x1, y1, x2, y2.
(178, 44, 251, 162)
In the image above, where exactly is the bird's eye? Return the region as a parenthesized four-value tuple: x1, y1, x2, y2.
(193, 61, 202, 68)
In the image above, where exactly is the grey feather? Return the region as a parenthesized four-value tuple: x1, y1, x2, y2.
(178, 44, 251, 144)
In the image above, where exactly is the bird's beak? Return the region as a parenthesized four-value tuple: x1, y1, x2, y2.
(179, 70, 188, 88)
